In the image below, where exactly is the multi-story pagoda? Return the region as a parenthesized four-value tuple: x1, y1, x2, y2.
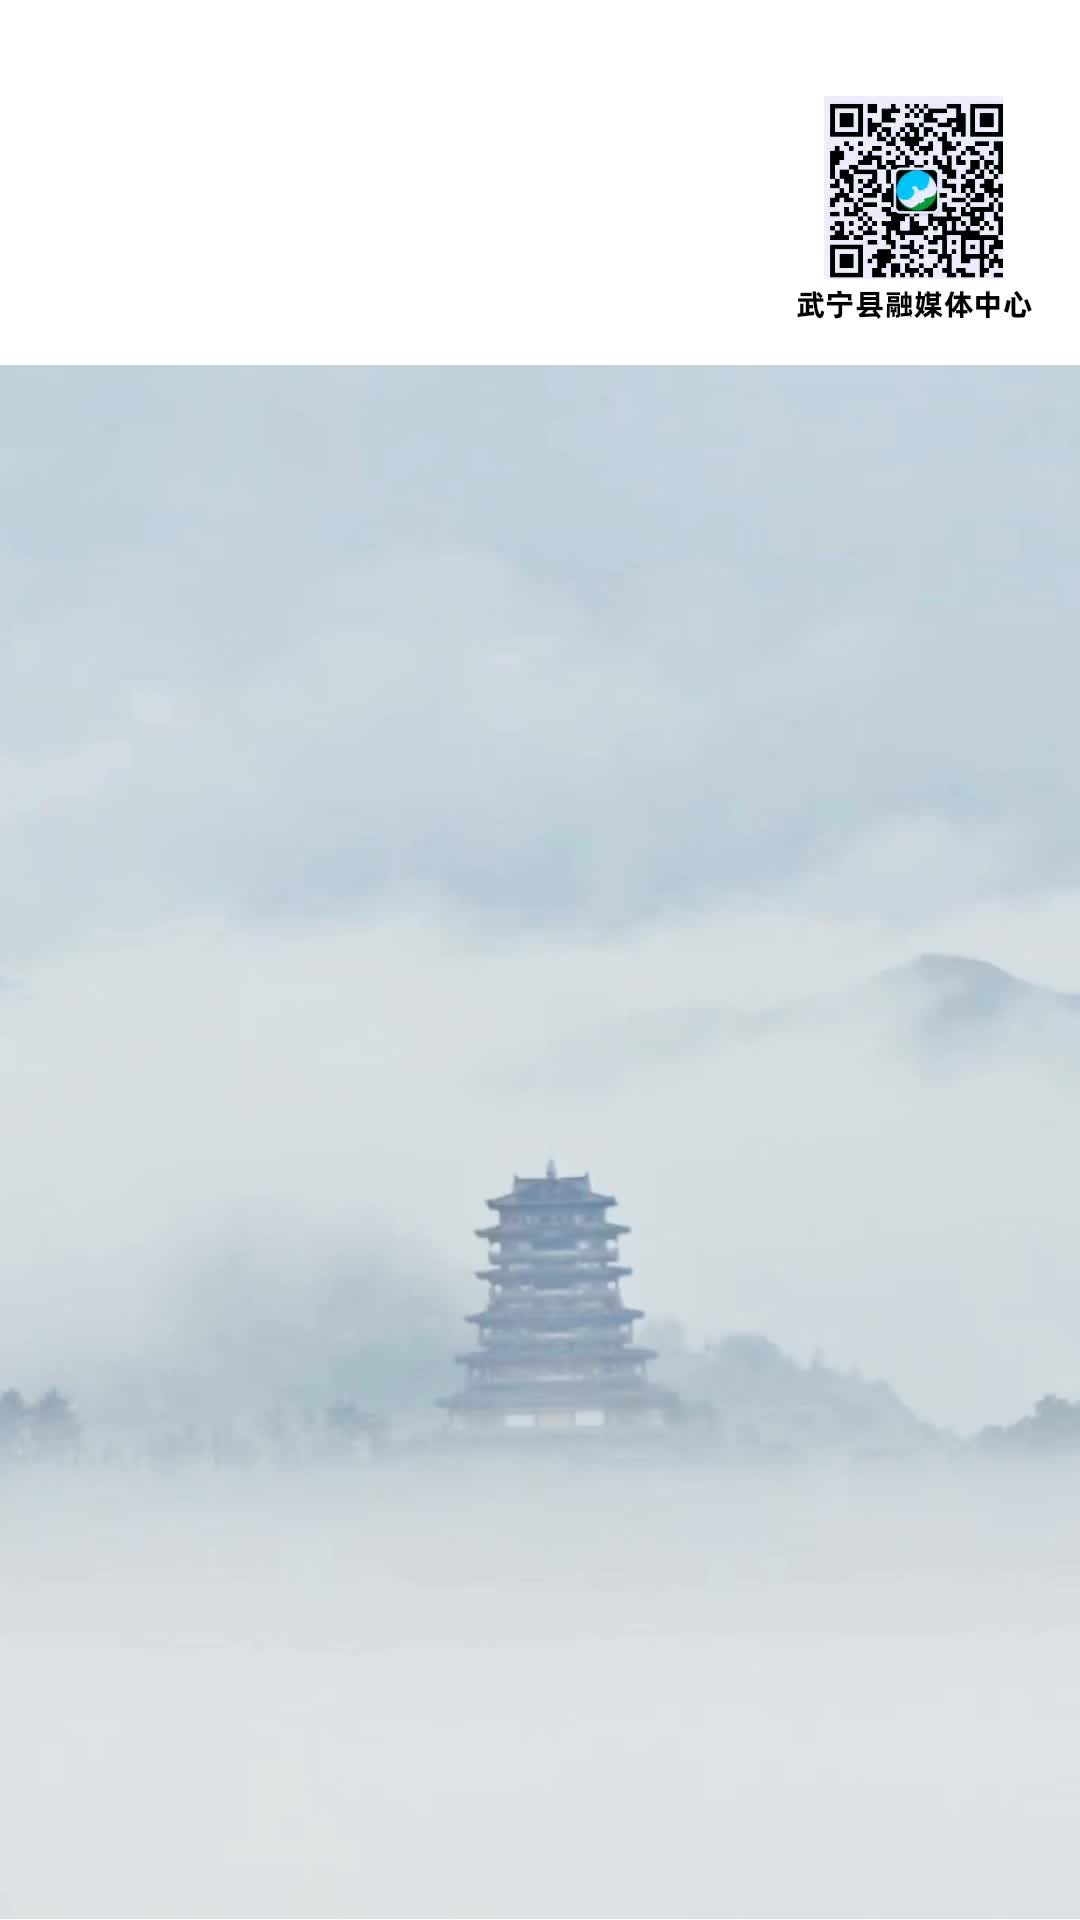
(441, 1162, 679, 1436)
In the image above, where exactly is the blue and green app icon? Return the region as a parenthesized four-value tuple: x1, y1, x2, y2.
(895, 167, 938, 211)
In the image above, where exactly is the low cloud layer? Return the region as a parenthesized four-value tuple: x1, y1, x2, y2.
(0, 897, 1078, 1429)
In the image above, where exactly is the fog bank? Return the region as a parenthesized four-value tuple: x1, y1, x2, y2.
(2, 1460, 1079, 1918)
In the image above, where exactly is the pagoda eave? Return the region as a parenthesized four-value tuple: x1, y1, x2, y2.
(465, 1305, 643, 1327)
(475, 1221, 630, 1240)
(459, 1344, 656, 1367)
(484, 1193, 616, 1212)
(438, 1380, 679, 1412)
(475, 1266, 633, 1284)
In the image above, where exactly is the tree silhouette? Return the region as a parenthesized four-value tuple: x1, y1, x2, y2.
(980, 1394, 1080, 1451)
(324, 1400, 386, 1457)
(27, 1389, 80, 1461)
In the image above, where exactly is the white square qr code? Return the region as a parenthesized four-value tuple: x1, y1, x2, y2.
(827, 99, 1004, 279)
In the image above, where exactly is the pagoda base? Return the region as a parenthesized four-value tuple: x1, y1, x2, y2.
(445, 1404, 671, 1437)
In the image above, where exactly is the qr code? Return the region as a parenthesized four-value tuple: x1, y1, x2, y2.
(827, 99, 1004, 279)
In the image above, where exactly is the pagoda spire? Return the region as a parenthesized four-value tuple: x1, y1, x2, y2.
(545, 1157, 557, 1179)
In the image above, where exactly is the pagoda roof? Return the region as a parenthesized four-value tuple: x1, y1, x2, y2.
(484, 1166, 616, 1210)
(466, 1303, 643, 1327)
(475, 1265, 633, 1284)
(475, 1220, 629, 1240)
(460, 1344, 657, 1368)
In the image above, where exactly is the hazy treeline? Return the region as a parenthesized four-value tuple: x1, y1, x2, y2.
(979, 1393, 1080, 1453)
(0, 1389, 387, 1469)
(6, 1340, 1080, 1470)
(647, 1323, 944, 1458)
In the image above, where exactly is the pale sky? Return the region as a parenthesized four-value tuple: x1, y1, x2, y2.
(1, 368, 1079, 1430)
(2, 367, 1079, 948)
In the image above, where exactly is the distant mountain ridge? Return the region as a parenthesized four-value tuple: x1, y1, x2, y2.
(755, 951, 1080, 1037)
(512, 952, 1080, 1092)
(846, 951, 1078, 1017)
(902, 953, 1071, 999)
